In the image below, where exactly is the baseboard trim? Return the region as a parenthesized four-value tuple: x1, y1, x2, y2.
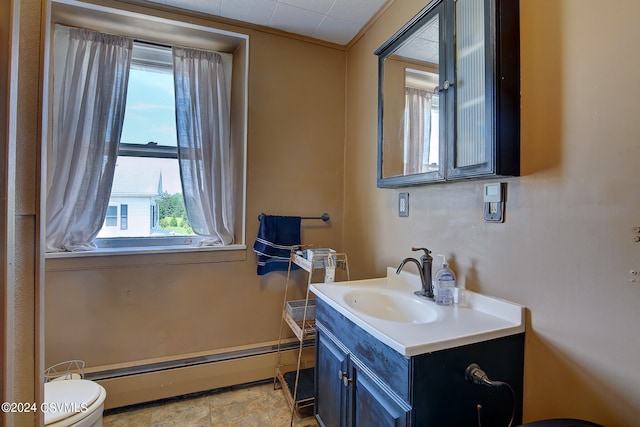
(95, 344, 315, 409)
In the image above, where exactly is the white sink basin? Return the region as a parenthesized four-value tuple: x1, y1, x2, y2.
(343, 288, 437, 324)
(310, 267, 525, 356)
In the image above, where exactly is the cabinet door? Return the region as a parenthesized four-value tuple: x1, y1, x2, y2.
(315, 327, 349, 427)
(447, 0, 520, 179)
(446, 0, 491, 179)
(351, 364, 410, 427)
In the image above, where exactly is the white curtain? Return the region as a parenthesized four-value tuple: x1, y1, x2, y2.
(172, 47, 234, 246)
(404, 87, 432, 175)
(46, 27, 132, 252)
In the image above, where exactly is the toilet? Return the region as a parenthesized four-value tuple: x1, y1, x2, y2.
(44, 379, 106, 427)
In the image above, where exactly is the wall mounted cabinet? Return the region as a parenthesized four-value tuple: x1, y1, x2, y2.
(376, 0, 520, 187)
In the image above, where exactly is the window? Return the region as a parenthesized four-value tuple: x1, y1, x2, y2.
(105, 206, 117, 227)
(96, 42, 190, 243)
(120, 204, 128, 230)
(151, 205, 156, 232)
(45, 4, 249, 255)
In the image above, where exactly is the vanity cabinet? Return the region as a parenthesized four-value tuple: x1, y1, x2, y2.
(316, 325, 409, 426)
(376, 0, 520, 187)
(314, 299, 524, 426)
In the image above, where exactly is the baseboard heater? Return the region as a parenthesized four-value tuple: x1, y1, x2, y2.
(90, 340, 315, 409)
(85, 340, 312, 381)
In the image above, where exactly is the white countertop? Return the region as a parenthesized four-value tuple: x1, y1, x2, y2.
(310, 267, 525, 356)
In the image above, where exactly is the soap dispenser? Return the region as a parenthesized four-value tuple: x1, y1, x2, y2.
(434, 255, 456, 306)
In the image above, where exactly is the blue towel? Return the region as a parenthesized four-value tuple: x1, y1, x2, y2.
(253, 215, 302, 275)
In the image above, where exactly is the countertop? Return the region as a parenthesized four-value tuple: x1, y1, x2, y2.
(310, 267, 525, 356)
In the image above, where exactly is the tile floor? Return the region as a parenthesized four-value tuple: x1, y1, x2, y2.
(103, 381, 319, 427)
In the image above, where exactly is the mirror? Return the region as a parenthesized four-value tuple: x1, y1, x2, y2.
(376, 3, 444, 187)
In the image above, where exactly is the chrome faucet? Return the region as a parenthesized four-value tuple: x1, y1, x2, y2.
(396, 247, 433, 299)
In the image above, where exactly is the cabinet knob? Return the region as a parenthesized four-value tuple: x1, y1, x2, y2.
(338, 370, 352, 386)
(434, 80, 454, 93)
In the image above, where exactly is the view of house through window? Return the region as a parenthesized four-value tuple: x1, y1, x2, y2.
(96, 42, 194, 241)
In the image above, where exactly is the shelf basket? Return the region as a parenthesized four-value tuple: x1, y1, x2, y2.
(286, 299, 316, 322)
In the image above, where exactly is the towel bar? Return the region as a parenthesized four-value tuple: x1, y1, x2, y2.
(258, 213, 330, 222)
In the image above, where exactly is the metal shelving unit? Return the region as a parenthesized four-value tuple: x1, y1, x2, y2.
(274, 249, 349, 423)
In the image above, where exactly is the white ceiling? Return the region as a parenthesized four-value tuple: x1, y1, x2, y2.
(143, 0, 390, 45)
(395, 12, 438, 64)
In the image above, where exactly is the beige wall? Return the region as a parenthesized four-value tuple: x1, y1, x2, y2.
(6, 0, 640, 425)
(44, 4, 346, 371)
(344, 0, 640, 425)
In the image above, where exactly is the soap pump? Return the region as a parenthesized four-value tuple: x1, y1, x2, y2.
(434, 254, 456, 306)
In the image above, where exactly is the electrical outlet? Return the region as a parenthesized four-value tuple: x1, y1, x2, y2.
(483, 183, 505, 223)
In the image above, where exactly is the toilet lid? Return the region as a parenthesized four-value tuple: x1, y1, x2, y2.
(44, 379, 101, 425)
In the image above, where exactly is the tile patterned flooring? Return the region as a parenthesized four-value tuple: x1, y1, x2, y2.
(103, 381, 319, 427)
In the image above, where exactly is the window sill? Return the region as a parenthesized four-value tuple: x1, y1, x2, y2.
(44, 244, 248, 271)
(45, 243, 246, 259)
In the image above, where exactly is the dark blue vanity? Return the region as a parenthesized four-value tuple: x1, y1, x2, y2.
(315, 299, 525, 426)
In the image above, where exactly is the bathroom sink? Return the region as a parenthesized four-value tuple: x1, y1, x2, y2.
(343, 289, 437, 324)
(310, 267, 525, 356)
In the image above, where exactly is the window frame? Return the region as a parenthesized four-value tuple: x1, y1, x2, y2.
(45, 0, 249, 257)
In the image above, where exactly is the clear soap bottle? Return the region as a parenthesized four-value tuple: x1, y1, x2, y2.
(434, 255, 456, 306)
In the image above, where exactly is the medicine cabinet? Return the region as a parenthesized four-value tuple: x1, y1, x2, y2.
(375, 0, 520, 188)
